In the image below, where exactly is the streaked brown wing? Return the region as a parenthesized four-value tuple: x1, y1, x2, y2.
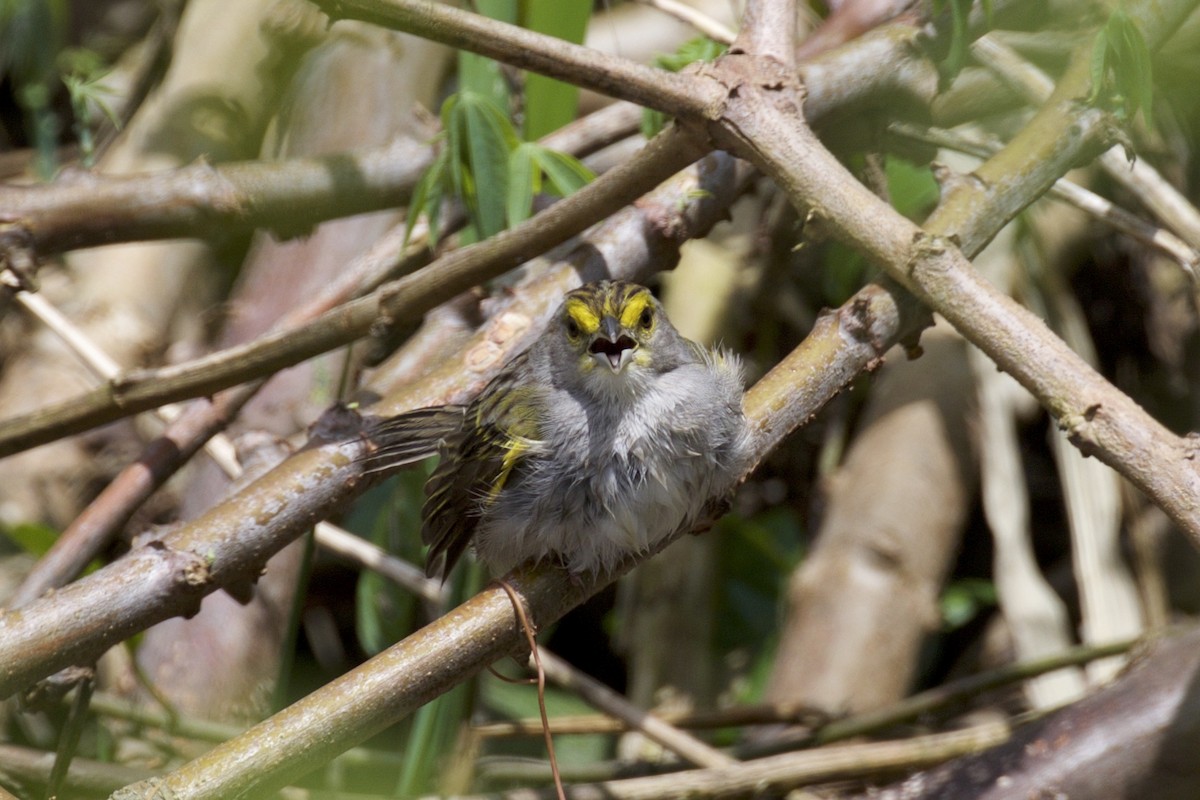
(422, 353, 543, 579)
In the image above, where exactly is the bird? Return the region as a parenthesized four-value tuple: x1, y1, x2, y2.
(363, 280, 751, 580)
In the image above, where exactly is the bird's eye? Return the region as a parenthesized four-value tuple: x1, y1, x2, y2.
(638, 307, 654, 330)
(565, 317, 581, 338)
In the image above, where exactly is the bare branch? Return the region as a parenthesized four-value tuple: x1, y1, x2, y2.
(309, 0, 722, 119)
(634, 0, 737, 44)
(536, 648, 735, 769)
(0, 137, 430, 256)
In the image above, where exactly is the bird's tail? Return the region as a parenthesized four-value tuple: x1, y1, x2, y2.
(359, 406, 466, 474)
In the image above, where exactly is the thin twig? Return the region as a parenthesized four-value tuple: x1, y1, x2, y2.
(0, 744, 154, 797)
(474, 637, 1136, 742)
(44, 674, 94, 800)
(807, 638, 1136, 747)
(536, 648, 736, 769)
(479, 720, 1013, 799)
(315, 524, 444, 605)
(498, 580, 566, 800)
(634, 0, 737, 43)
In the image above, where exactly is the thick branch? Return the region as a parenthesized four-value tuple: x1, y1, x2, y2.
(733, 0, 797, 67)
(0, 137, 430, 256)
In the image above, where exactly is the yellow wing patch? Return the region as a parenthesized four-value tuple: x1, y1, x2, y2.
(475, 382, 542, 504)
(489, 438, 528, 500)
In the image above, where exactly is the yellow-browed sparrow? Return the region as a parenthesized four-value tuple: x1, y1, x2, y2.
(366, 280, 751, 579)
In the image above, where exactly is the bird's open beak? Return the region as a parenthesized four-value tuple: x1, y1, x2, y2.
(589, 316, 637, 372)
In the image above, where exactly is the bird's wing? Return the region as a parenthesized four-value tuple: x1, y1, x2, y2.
(422, 354, 545, 579)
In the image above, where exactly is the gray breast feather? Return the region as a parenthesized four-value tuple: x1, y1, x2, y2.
(473, 352, 747, 575)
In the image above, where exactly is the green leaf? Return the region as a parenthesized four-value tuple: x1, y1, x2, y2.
(1089, 6, 1154, 125)
(480, 672, 610, 765)
(521, 0, 591, 139)
(443, 93, 467, 202)
(940, 578, 997, 630)
(396, 682, 474, 795)
(459, 92, 518, 237)
(1090, 31, 1108, 103)
(530, 145, 594, 196)
(506, 143, 594, 227)
(641, 108, 668, 139)
(654, 36, 726, 72)
(886, 157, 939, 220)
(507, 142, 537, 227)
(642, 37, 727, 137)
(942, 0, 969, 83)
(406, 143, 448, 244)
(352, 475, 426, 656)
(457, 0, 517, 112)
(3, 521, 59, 557)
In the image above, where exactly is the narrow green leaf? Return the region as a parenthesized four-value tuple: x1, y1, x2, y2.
(460, 92, 516, 237)
(521, 0, 591, 139)
(641, 108, 667, 139)
(396, 684, 473, 795)
(457, 0, 517, 112)
(506, 142, 537, 227)
(350, 475, 426, 656)
(942, 0, 969, 81)
(406, 144, 447, 244)
(443, 94, 468, 203)
(654, 37, 726, 72)
(1089, 7, 1154, 124)
(1127, 19, 1154, 122)
(1089, 29, 1108, 104)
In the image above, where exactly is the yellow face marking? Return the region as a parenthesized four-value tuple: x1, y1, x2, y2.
(565, 297, 601, 336)
(619, 290, 654, 332)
